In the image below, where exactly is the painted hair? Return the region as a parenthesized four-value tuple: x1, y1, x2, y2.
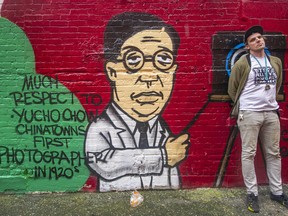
(104, 12, 180, 61)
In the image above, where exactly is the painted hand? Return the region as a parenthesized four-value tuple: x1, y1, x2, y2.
(165, 133, 190, 167)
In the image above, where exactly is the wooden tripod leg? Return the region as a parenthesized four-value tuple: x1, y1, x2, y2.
(214, 125, 239, 187)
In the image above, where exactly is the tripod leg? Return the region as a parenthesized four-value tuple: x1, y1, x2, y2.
(214, 125, 239, 187)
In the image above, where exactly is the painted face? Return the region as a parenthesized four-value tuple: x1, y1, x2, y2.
(246, 32, 265, 53)
(106, 29, 177, 122)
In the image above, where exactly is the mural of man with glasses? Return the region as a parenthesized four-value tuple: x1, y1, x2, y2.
(85, 12, 190, 192)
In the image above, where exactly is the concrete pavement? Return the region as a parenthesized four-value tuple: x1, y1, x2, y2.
(0, 185, 287, 216)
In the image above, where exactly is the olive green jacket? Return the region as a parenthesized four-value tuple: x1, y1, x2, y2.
(228, 54, 283, 118)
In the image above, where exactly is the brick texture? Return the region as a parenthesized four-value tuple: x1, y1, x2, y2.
(0, 0, 287, 192)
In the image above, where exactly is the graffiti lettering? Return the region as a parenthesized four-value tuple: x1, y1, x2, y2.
(86, 110, 99, 123)
(12, 108, 60, 123)
(34, 165, 78, 180)
(9, 91, 76, 106)
(22, 75, 59, 91)
(62, 109, 87, 122)
(12, 108, 92, 123)
(33, 136, 71, 149)
(81, 93, 102, 106)
(0, 145, 86, 180)
(15, 124, 86, 136)
(2, 74, 95, 183)
(0, 146, 85, 166)
(85, 152, 97, 164)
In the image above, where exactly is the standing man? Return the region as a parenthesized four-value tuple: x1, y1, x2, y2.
(228, 25, 287, 213)
(85, 12, 189, 192)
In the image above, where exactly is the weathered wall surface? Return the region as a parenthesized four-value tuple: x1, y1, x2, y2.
(0, 0, 287, 193)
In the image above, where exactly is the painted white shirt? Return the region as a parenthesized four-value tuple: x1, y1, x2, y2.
(85, 104, 179, 191)
(112, 103, 159, 148)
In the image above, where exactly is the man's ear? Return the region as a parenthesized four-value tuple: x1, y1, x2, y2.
(174, 63, 178, 72)
(245, 44, 250, 50)
(170, 63, 178, 74)
(105, 61, 117, 81)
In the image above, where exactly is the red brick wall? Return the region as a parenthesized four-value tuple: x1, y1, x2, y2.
(1, 0, 288, 192)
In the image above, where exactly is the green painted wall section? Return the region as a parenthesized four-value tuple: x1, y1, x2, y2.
(0, 17, 90, 192)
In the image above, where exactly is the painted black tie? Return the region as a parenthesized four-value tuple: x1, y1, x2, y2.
(136, 121, 149, 149)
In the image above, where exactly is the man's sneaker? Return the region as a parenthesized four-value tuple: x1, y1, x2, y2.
(270, 193, 288, 208)
(246, 193, 259, 213)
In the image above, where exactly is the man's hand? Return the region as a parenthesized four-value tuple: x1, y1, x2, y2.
(165, 133, 190, 167)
